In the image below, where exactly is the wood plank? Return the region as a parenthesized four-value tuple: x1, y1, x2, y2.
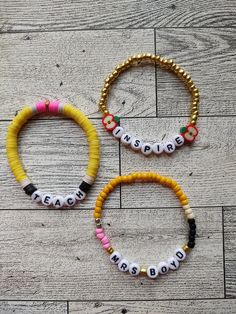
(0, 29, 155, 119)
(0, 301, 67, 313)
(0, 1, 235, 32)
(0, 207, 223, 300)
(155, 28, 236, 116)
(69, 299, 236, 314)
(0, 119, 120, 209)
(120, 116, 236, 208)
(224, 206, 236, 298)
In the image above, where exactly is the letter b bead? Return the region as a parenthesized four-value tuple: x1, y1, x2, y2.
(147, 266, 158, 279)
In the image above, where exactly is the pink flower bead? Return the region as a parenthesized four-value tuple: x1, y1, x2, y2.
(103, 243, 110, 249)
(36, 101, 47, 113)
(96, 232, 105, 240)
(101, 236, 109, 245)
(49, 100, 60, 113)
(96, 228, 103, 235)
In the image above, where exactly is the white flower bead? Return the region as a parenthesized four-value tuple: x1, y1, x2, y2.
(152, 143, 164, 155)
(173, 134, 185, 147)
(131, 138, 143, 151)
(110, 251, 122, 265)
(129, 262, 140, 276)
(65, 194, 76, 207)
(52, 196, 65, 208)
(121, 133, 132, 145)
(175, 248, 186, 262)
(157, 262, 169, 274)
(141, 143, 153, 156)
(118, 259, 129, 272)
(164, 141, 176, 154)
(167, 257, 179, 270)
(42, 194, 53, 206)
(112, 126, 124, 138)
(147, 265, 158, 279)
(31, 190, 43, 203)
(74, 188, 86, 201)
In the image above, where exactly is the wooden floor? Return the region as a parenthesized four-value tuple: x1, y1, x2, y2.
(0, 1, 236, 313)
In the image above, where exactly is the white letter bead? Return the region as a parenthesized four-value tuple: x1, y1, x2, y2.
(152, 143, 164, 155)
(157, 262, 169, 274)
(175, 248, 186, 262)
(118, 259, 129, 272)
(52, 196, 65, 208)
(110, 251, 122, 265)
(173, 134, 185, 147)
(74, 188, 86, 201)
(112, 126, 124, 138)
(167, 257, 180, 270)
(128, 263, 140, 276)
(141, 143, 153, 156)
(147, 266, 158, 279)
(131, 138, 143, 151)
(164, 142, 176, 154)
(65, 194, 76, 207)
(121, 133, 132, 145)
(42, 194, 53, 206)
(31, 190, 43, 203)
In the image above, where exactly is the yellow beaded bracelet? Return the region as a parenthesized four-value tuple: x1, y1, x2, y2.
(6, 100, 100, 208)
(94, 172, 196, 279)
(99, 54, 199, 156)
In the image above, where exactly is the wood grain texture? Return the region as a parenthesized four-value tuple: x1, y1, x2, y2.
(224, 206, 236, 298)
(0, 119, 120, 209)
(119, 116, 236, 208)
(0, 301, 67, 313)
(69, 299, 236, 314)
(0, 29, 156, 119)
(155, 28, 236, 116)
(0, 0, 235, 32)
(0, 207, 223, 300)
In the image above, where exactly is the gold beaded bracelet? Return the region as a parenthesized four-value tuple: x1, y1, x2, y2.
(99, 54, 199, 156)
(94, 172, 196, 279)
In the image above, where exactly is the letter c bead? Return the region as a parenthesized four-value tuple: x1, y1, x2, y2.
(65, 194, 76, 207)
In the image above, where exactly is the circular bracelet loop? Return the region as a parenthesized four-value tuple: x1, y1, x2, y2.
(6, 100, 100, 208)
(93, 172, 196, 279)
(99, 53, 199, 157)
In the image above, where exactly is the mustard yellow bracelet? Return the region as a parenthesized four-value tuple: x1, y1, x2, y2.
(6, 100, 100, 208)
(94, 172, 196, 279)
(99, 53, 199, 156)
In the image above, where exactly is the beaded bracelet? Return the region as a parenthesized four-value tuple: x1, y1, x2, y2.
(6, 100, 100, 208)
(94, 172, 196, 279)
(99, 54, 199, 156)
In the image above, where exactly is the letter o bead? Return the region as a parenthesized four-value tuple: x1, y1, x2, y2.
(147, 266, 158, 279)
(129, 263, 140, 276)
(158, 262, 169, 275)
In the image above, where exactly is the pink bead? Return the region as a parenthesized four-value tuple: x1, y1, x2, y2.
(49, 100, 60, 113)
(101, 236, 109, 245)
(103, 243, 110, 249)
(36, 101, 47, 113)
(96, 233, 105, 240)
(96, 228, 103, 235)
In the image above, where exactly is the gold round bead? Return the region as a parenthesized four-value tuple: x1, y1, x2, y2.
(191, 114, 198, 120)
(192, 110, 198, 116)
(192, 106, 198, 112)
(106, 247, 114, 254)
(104, 109, 109, 115)
(182, 244, 190, 253)
(190, 119, 196, 125)
(140, 265, 147, 276)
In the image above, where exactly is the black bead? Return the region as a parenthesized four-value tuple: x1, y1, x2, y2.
(189, 235, 195, 242)
(190, 223, 196, 230)
(188, 241, 195, 248)
(79, 180, 92, 193)
(189, 229, 196, 236)
(23, 183, 37, 196)
(188, 218, 195, 225)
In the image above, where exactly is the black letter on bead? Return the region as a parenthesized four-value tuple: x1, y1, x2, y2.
(120, 263, 128, 270)
(115, 129, 121, 135)
(176, 251, 184, 260)
(33, 193, 40, 200)
(131, 267, 137, 275)
(150, 268, 156, 276)
(170, 260, 177, 268)
(66, 198, 74, 206)
(111, 255, 120, 264)
(175, 136, 183, 145)
(144, 145, 151, 152)
(55, 199, 61, 207)
(134, 140, 141, 147)
(44, 196, 50, 205)
(75, 190, 84, 200)
(167, 144, 174, 152)
(161, 266, 168, 273)
(124, 135, 131, 142)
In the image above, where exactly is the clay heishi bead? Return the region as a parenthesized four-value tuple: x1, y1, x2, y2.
(173, 134, 185, 147)
(52, 196, 65, 208)
(175, 248, 186, 261)
(128, 262, 140, 276)
(147, 265, 158, 279)
(42, 194, 53, 206)
(31, 190, 43, 203)
(74, 188, 86, 201)
(141, 143, 153, 156)
(110, 251, 122, 265)
(131, 138, 143, 151)
(157, 261, 169, 274)
(164, 142, 176, 154)
(152, 143, 164, 155)
(121, 133, 132, 145)
(112, 126, 124, 138)
(65, 194, 76, 207)
(24, 183, 37, 196)
(167, 257, 180, 270)
(118, 259, 129, 272)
